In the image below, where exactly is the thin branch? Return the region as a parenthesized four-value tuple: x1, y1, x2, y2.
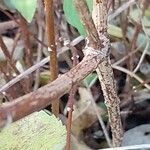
(133, 3, 150, 73)
(113, 41, 145, 66)
(66, 44, 79, 150)
(44, 0, 59, 116)
(108, 0, 136, 22)
(19, 16, 33, 92)
(0, 36, 84, 93)
(0, 36, 20, 75)
(34, 0, 44, 90)
(112, 64, 150, 90)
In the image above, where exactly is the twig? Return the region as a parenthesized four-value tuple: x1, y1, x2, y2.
(134, 40, 150, 73)
(19, 16, 33, 92)
(44, 0, 59, 116)
(112, 64, 150, 90)
(108, 0, 136, 22)
(66, 44, 79, 150)
(19, 17, 32, 67)
(66, 85, 77, 150)
(10, 31, 21, 59)
(0, 36, 84, 93)
(0, 36, 20, 75)
(34, 0, 44, 90)
(133, 3, 150, 73)
(113, 41, 145, 66)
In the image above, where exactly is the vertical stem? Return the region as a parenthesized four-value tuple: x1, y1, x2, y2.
(19, 17, 32, 67)
(66, 86, 76, 150)
(73, 0, 123, 147)
(19, 17, 33, 92)
(44, 0, 59, 116)
(34, 0, 44, 90)
(92, 0, 123, 146)
(0, 36, 19, 75)
(66, 45, 79, 150)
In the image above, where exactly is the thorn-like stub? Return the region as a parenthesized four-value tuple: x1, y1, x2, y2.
(67, 106, 74, 112)
(48, 47, 52, 52)
(67, 107, 71, 112)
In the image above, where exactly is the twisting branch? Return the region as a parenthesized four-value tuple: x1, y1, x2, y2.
(0, 44, 107, 128)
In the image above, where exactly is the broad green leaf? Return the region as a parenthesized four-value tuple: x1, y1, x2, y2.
(83, 73, 97, 88)
(63, 0, 89, 36)
(63, 0, 123, 38)
(0, 111, 66, 150)
(3, 0, 37, 22)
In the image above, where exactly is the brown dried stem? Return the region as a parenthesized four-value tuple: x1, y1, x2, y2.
(19, 17, 33, 92)
(44, 0, 59, 116)
(66, 45, 79, 150)
(0, 36, 20, 75)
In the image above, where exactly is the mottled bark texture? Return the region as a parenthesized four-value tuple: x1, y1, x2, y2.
(93, 0, 123, 146)
(0, 49, 107, 128)
(73, 0, 123, 147)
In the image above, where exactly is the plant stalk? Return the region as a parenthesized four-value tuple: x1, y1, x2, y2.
(44, 0, 59, 116)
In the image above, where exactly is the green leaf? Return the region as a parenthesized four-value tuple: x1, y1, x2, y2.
(0, 111, 66, 150)
(63, 0, 87, 36)
(63, 0, 123, 38)
(3, 0, 37, 22)
(83, 73, 97, 88)
(63, 0, 93, 36)
(108, 24, 123, 38)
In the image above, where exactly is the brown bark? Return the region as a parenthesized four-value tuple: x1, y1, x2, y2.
(73, 0, 123, 146)
(0, 50, 107, 128)
(44, 0, 59, 116)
